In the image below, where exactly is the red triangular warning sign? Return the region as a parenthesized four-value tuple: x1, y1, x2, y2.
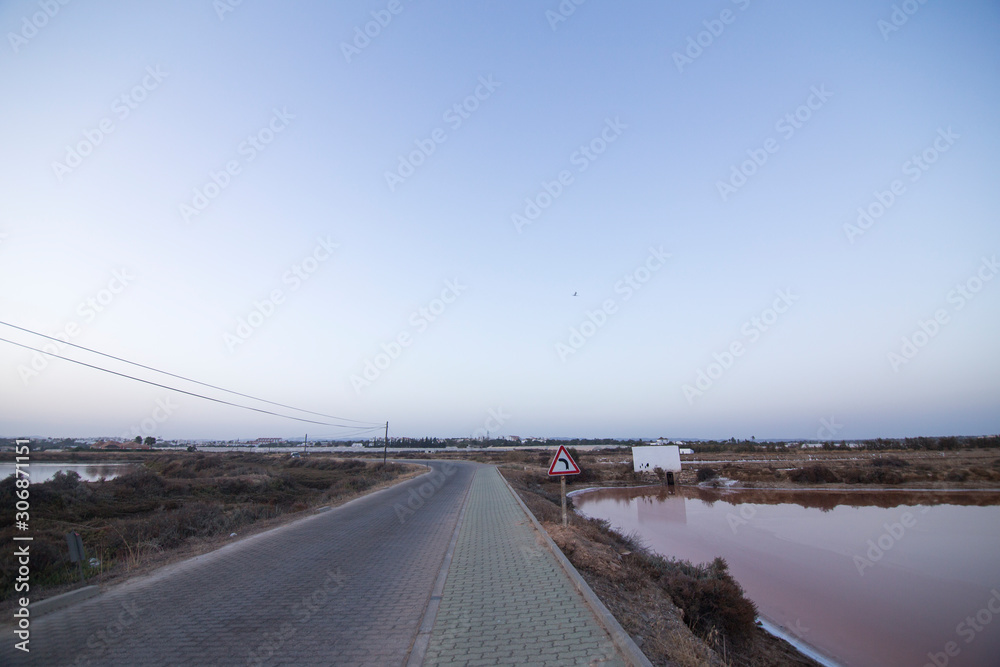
(547, 445, 581, 476)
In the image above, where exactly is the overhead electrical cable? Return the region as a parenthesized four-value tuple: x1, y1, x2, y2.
(0, 336, 375, 429)
(0, 320, 379, 427)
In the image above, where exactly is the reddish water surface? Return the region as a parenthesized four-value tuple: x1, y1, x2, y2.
(573, 486, 1000, 667)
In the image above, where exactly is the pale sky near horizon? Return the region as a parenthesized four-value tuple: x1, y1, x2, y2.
(1, 1, 998, 441)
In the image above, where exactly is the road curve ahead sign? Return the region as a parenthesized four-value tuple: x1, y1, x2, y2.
(547, 445, 581, 476)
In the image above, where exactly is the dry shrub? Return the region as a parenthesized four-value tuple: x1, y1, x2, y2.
(696, 467, 717, 482)
(611, 462, 640, 483)
(641, 554, 758, 644)
(113, 467, 168, 498)
(872, 456, 909, 468)
(841, 463, 904, 485)
(787, 464, 839, 484)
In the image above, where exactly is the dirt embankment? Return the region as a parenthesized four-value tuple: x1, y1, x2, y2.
(501, 466, 820, 667)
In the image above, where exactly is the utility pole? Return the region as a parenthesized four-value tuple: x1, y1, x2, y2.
(303, 433, 307, 455)
(383, 421, 388, 466)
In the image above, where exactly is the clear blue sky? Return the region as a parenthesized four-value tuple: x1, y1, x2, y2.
(1, 0, 998, 441)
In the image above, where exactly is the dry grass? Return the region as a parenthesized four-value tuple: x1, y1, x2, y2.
(0, 453, 418, 607)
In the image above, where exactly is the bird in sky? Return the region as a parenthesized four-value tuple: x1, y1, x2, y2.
(572, 291, 578, 297)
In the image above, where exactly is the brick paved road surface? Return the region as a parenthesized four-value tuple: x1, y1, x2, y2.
(2, 460, 475, 667)
(423, 467, 626, 667)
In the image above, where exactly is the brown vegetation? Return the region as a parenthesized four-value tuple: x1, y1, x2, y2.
(751, 451, 1000, 488)
(492, 447, 1000, 489)
(0, 453, 413, 605)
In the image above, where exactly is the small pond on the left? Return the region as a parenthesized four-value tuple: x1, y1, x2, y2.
(0, 462, 135, 482)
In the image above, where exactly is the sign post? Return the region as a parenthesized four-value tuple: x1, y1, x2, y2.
(561, 477, 566, 526)
(547, 445, 581, 526)
(66, 532, 86, 583)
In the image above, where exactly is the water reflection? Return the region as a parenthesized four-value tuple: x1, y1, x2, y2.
(574, 485, 1000, 667)
(630, 488, 688, 526)
(579, 484, 1000, 511)
(0, 462, 133, 482)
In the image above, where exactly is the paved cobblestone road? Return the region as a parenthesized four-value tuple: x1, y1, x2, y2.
(3, 460, 476, 667)
(424, 467, 625, 667)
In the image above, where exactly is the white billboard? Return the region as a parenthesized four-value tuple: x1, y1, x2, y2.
(632, 445, 681, 473)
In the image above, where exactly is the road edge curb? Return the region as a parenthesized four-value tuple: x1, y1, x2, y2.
(28, 585, 100, 618)
(498, 468, 653, 667)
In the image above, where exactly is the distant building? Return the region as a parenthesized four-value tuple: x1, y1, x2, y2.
(93, 440, 151, 450)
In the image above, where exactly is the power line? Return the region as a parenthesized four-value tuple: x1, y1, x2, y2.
(322, 426, 383, 440)
(0, 320, 379, 427)
(0, 336, 375, 429)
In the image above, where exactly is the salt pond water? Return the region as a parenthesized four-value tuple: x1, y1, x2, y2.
(573, 486, 1000, 667)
